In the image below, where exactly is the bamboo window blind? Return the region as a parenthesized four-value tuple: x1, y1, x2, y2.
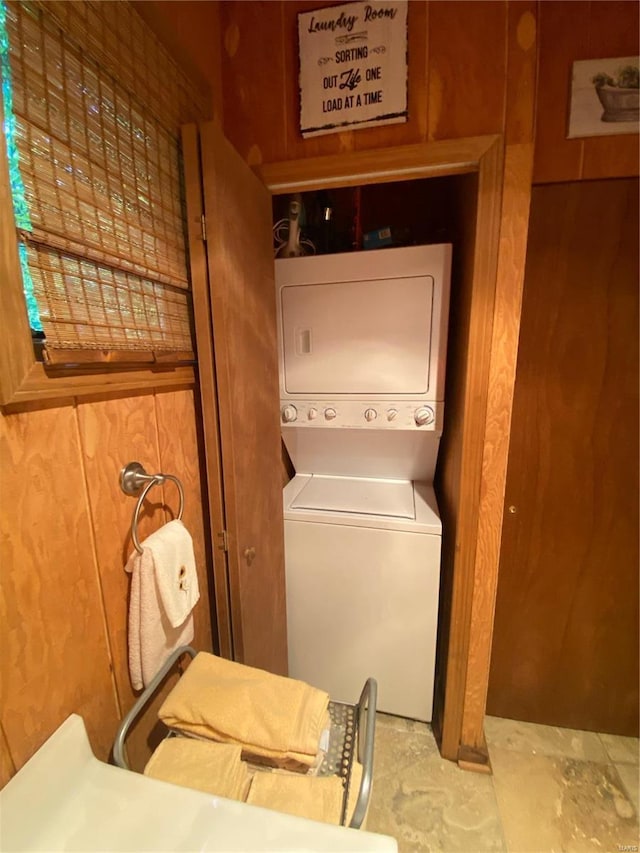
(1, 0, 208, 365)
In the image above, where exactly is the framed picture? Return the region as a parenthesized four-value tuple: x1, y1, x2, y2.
(298, 1, 408, 139)
(567, 56, 639, 138)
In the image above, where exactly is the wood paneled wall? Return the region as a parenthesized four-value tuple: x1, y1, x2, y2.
(534, 0, 639, 183)
(219, 0, 517, 161)
(0, 2, 223, 786)
(131, 0, 223, 121)
(0, 389, 214, 780)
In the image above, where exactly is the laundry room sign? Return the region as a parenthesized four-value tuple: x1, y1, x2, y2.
(298, 1, 408, 138)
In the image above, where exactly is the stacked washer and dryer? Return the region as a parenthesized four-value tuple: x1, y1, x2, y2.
(276, 243, 451, 722)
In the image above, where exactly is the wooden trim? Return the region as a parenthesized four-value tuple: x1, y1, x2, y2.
(460, 142, 534, 756)
(0, 96, 35, 406)
(153, 352, 196, 365)
(1, 362, 195, 409)
(181, 123, 233, 659)
(43, 349, 155, 366)
(437, 137, 505, 761)
(0, 97, 196, 408)
(458, 735, 493, 775)
(259, 136, 500, 192)
(42, 349, 195, 366)
(260, 136, 507, 763)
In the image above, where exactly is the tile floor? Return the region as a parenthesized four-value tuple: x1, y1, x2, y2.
(366, 713, 639, 853)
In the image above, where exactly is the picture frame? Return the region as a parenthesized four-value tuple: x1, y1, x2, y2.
(567, 56, 639, 139)
(297, 1, 408, 139)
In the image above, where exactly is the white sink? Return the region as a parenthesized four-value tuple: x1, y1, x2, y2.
(0, 715, 397, 852)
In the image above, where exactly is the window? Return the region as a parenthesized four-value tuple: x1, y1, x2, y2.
(0, 0, 207, 375)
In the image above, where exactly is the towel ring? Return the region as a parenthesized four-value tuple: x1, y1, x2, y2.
(120, 462, 185, 554)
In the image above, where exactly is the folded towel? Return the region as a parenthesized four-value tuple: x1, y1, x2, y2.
(125, 520, 200, 690)
(346, 760, 365, 827)
(246, 772, 344, 825)
(157, 652, 330, 769)
(144, 737, 251, 800)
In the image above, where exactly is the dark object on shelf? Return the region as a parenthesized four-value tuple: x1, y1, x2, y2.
(306, 190, 335, 255)
(363, 225, 412, 250)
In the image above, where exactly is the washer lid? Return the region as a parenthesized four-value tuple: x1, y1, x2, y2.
(290, 475, 416, 519)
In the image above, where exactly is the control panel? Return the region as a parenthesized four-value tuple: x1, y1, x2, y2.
(279, 401, 442, 430)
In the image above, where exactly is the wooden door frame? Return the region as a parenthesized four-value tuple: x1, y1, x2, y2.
(259, 134, 508, 764)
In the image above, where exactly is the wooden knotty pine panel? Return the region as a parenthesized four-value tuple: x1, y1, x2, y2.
(218, 0, 637, 180)
(219, 0, 290, 166)
(131, 0, 221, 119)
(219, 1, 512, 165)
(76, 390, 213, 772)
(0, 404, 119, 771)
(427, 1, 507, 141)
(1, 390, 213, 780)
(76, 393, 163, 771)
(580, 1, 640, 180)
(534, 0, 639, 184)
(505, 2, 537, 146)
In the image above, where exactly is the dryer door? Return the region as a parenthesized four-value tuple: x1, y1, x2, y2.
(281, 275, 434, 395)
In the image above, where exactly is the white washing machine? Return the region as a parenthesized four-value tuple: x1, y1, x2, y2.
(284, 474, 442, 721)
(276, 243, 452, 722)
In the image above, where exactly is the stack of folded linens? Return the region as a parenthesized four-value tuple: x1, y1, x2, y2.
(157, 652, 330, 770)
(246, 771, 345, 825)
(143, 737, 251, 800)
(143, 738, 348, 826)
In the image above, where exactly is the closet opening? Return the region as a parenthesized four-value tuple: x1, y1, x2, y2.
(264, 157, 485, 759)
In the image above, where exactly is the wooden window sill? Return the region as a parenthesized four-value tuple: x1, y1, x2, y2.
(1, 361, 196, 409)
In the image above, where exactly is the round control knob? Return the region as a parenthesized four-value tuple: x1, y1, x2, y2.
(414, 406, 434, 427)
(387, 409, 398, 422)
(281, 405, 297, 423)
(308, 407, 318, 420)
(364, 408, 377, 422)
(324, 407, 337, 421)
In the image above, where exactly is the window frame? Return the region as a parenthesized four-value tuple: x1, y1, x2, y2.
(0, 96, 195, 408)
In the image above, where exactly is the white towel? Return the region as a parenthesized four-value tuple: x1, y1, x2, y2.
(125, 520, 200, 690)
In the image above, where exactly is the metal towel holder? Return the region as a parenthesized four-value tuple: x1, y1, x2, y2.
(120, 461, 185, 554)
